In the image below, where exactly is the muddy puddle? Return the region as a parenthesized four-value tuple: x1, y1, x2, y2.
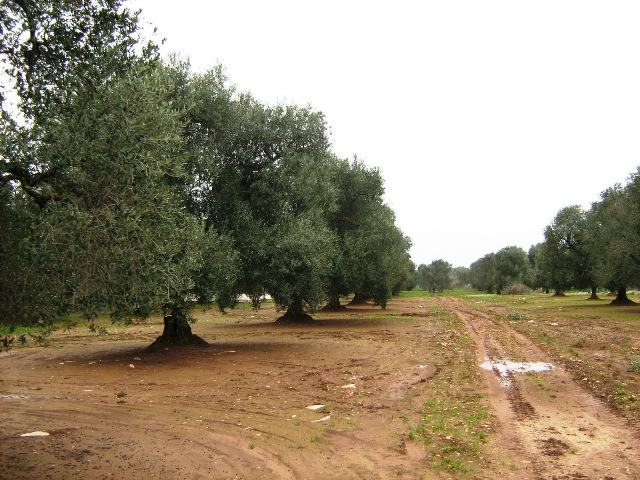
(480, 358, 554, 387)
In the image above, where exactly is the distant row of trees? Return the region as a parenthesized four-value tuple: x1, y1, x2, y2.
(466, 168, 640, 304)
(0, 1, 411, 345)
(408, 260, 468, 293)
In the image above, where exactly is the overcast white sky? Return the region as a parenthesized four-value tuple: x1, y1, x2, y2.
(131, 0, 640, 267)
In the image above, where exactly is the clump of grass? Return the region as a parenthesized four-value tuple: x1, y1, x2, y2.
(613, 388, 638, 405)
(629, 356, 640, 374)
(506, 310, 532, 321)
(571, 336, 587, 348)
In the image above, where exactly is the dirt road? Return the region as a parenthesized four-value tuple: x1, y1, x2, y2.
(1, 296, 638, 479)
(441, 296, 640, 479)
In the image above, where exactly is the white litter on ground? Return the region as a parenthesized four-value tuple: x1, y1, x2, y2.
(306, 405, 326, 411)
(20, 431, 50, 437)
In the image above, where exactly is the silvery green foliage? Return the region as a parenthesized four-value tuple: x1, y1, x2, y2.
(266, 211, 336, 316)
(178, 67, 338, 318)
(32, 68, 199, 322)
(0, 1, 189, 325)
(0, 0, 155, 123)
(1, 57, 199, 324)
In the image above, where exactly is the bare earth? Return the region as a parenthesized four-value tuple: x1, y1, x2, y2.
(1, 296, 638, 479)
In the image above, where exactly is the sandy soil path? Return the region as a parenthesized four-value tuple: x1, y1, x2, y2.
(441, 296, 640, 479)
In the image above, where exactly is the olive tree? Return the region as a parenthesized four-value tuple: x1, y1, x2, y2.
(324, 158, 387, 309)
(343, 204, 412, 308)
(0, 2, 208, 346)
(417, 259, 453, 293)
(179, 66, 339, 320)
(542, 205, 598, 298)
(589, 179, 640, 305)
(470, 247, 530, 294)
(469, 253, 496, 293)
(494, 246, 530, 294)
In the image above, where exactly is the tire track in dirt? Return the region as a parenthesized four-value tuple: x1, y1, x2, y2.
(0, 313, 441, 480)
(441, 296, 640, 480)
(1, 399, 305, 480)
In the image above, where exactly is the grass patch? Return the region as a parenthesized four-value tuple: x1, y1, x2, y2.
(614, 388, 638, 405)
(506, 310, 532, 321)
(0, 325, 44, 335)
(398, 289, 433, 298)
(404, 307, 492, 476)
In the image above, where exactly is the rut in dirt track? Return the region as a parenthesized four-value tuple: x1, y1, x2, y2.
(441, 296, 640, 480)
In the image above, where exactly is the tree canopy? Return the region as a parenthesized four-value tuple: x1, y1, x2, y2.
(0, 1, 411, 339)
(0, 1, 192, 327)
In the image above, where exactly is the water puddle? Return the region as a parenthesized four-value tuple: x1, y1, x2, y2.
(480, 358, 554, 387)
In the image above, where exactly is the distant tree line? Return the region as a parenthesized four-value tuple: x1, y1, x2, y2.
(466, 168, 640, 304)
(0, 0, 412, 345)
(408, 260, 470, 293)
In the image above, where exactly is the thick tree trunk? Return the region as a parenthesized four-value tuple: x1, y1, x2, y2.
(552, 289, 566, 297)
(610, 287, 635, 306)
(349, 292, 370, 305)
(322, 294, 346, 312)
(276, 297, 314, 323)
(587, 285, 600, 300)
(147, 315, 207, 350)
(250, 294, 263, 311)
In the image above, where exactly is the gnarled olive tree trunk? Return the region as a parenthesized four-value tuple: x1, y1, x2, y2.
(610, 287, 635, 305)
(348, 292, 370, 305)
(587, 285, 600, 300)
(147, 313, 207, 350)
(276, 297, 314, 323)
(322, 294, 346, 312)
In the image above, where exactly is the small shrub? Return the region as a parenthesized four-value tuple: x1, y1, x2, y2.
(88, 323, 108, 335)
(1, 335, 15, 351)
(629, 356, 640, 374)
(502, 283, 531, 295)
(62, 320, 78, 332)
(506, 310, 532, 321)
(29, 325, 56, 344)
